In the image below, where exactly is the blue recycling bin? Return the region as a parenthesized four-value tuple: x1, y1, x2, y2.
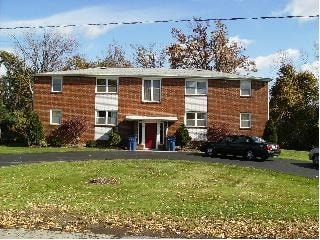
(167, 136, 176, 151)
(128, 135, 137, 151)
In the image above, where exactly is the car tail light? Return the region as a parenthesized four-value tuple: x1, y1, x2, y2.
(264, 144, 273, 151)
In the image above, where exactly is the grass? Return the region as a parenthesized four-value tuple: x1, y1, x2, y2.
(0, 160, 318, 237)
(0, 160, 317, 220)
(277, 149, 310, 161)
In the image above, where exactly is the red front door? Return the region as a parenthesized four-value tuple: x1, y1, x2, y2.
(145, 123, 157, 149)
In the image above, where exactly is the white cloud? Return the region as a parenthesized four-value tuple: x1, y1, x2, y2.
(254, 48, 300, 71)
(273, 0, 319, 21)
(0, 5, 191, 39)
(301, 60, 319, 76)
(229, 35, 254, 48)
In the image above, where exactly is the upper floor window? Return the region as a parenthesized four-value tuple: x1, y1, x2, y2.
(96, 78, 118, 93)
(186, 112, 207, 127)
(143, 79, 161, 102)
(240, 113, 251, 128)
(51, 77, 62, 92)
(50, 109, 62, 125)
(95, 110, 117, 125)
(240, 80, 251, 96)
(185, 80, 207, 95)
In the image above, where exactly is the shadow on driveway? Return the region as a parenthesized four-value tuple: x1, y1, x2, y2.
(291, 162, 318, 170)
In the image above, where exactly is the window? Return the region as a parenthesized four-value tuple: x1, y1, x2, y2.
(240, 80, 251, 96)
(96, 78, 118, 93)
(185, 80, 207, 95)
(95, 111, 117, 125)
(50, 109, 62, 125)
(143, 79, 161, 102)
(107, 111, 117, 125)
(186, 112, 207, 127)
(240, 113, 251, 128)
(51, 77, 62, 92)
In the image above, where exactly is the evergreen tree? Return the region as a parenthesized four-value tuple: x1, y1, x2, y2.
(175, 124, 192, 148)
(263, 119, 278, 143)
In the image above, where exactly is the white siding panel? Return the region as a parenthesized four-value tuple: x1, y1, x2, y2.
(95, 126, 113, 140)
(185, 96, 207, 112)
(95, 94, 118, 111)
(187, 128, 207, 141)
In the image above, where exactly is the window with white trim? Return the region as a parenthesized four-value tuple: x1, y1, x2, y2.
(240, 80, 251, 96)
(185, 80, 207, 95)
(50, 109, 62, 125)
(96, 78, 118, 93)
(51, 77, 62, 92)
(95, 110, 117, 125)
(186, 112, 207, 127)
(143, 79, 161, 102)
(240, 113, 251, 128)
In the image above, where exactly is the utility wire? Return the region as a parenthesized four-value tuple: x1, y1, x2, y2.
(0, 14, 318, 30)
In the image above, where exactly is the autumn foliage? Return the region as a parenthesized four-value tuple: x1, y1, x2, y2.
(207, 123, 232, 142)
(47, 116, 88, 146)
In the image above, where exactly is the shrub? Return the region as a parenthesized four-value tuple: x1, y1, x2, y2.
(86, 140, 97, 148)
(47, 116, 88, 146)
(207, 123, 231, 142)
(25, 111, 44, 146)
(263, 119, 278, 143)
(107, 127, 121, 147)
(175, 124, 191, 148)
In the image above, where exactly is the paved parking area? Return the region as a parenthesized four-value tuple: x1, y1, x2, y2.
(0, 150, 318, 178)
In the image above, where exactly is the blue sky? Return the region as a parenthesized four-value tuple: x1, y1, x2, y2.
(0, 0, 318, 78)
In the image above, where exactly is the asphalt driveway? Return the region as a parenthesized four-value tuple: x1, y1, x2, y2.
(0, 150, 318, 178)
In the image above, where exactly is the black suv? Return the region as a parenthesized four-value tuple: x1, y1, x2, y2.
(202, 135, 281, 161)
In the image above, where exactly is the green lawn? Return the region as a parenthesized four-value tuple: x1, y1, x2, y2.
(277, 149, 310, 161)
(0, 160, 318, 238)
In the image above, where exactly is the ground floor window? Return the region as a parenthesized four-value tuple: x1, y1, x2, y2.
(240, 113, 251, 128)
(95, 111, 117, 125)
(50, 109, 62, 125)
(186, 112, 207, 127)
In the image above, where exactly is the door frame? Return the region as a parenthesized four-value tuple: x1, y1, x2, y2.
(138, 120, 167, 149)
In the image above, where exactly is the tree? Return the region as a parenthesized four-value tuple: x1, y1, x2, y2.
(132, 44, 166, 68)
(167, 19, 256, 73)
(63, 54, 93, 70)
(13, 30, 78, 73)
(96, 42, 132, 68)
(270, 63, 318, 150)
(0, 51, 33, 111)
(263, 119, 278, 143)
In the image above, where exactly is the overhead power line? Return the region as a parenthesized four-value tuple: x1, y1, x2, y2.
(0, 14, 318, 30)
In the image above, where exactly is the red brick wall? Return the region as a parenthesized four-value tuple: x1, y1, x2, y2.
(208, 79, 268, 136)
(33, 76, 95, 142)
(33, 75, 268, 143)
(118, 77, 185, 138)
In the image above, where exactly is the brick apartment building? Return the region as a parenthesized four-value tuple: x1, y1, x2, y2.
(34, 67, 270, 150)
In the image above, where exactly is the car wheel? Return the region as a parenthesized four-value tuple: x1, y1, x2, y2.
(244, 150, 255, 161)
(206, 148, 215, 157)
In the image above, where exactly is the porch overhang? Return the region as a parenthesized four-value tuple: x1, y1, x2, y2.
(125, 115, 178, 121)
